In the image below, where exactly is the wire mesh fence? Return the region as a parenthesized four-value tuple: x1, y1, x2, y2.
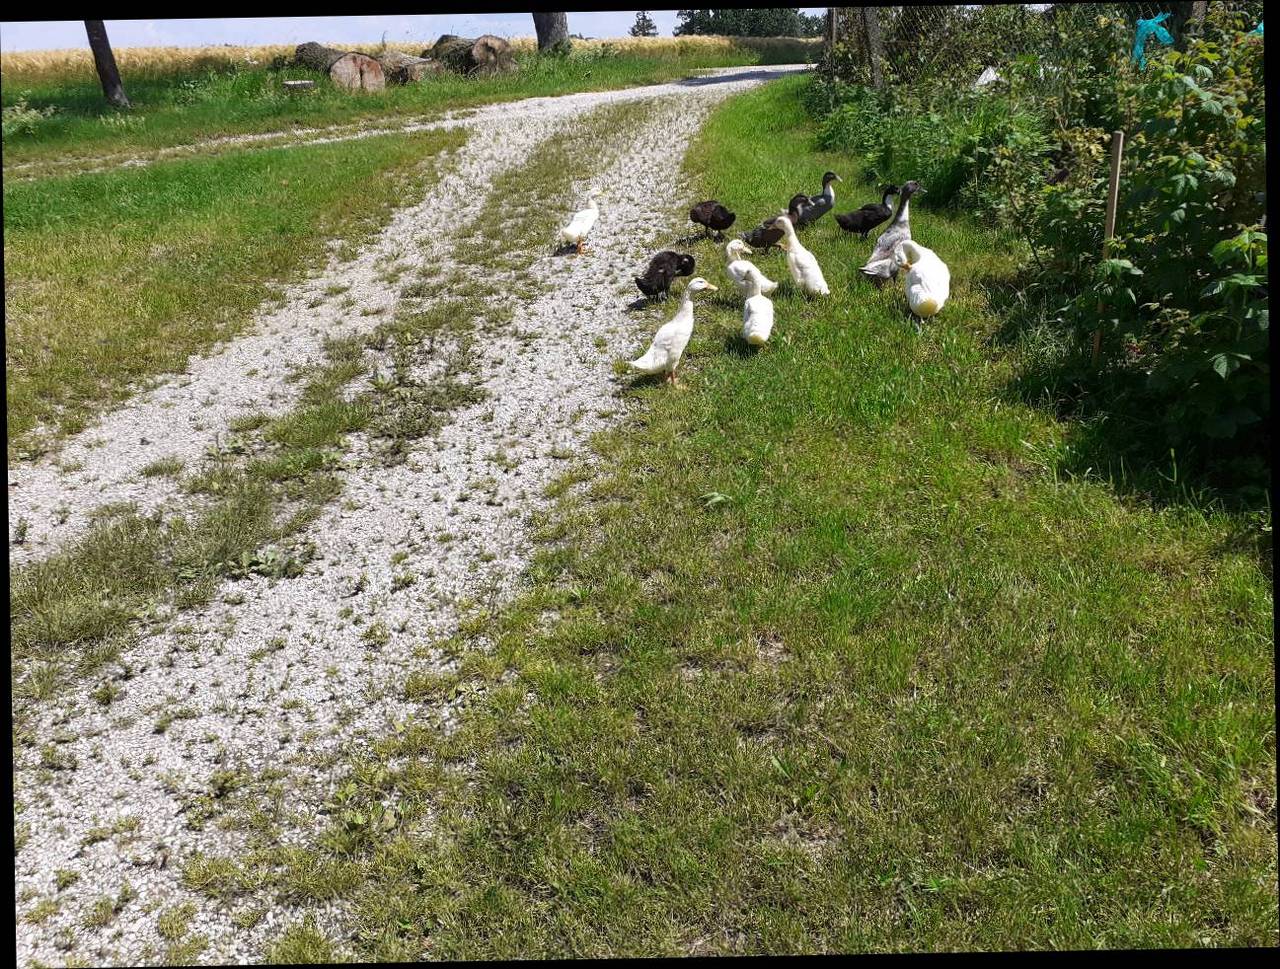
(823, 3, 1236, 93)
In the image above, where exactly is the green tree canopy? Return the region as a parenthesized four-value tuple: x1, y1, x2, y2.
(674, 8, 825, 37)
(630, 11, 659, 37)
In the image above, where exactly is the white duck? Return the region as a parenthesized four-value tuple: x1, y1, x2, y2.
(723, 239, 778, 297)
(861, 180, 923, 284)
(559, 193, 599, 254)
(894, 239, 951, 320)
(629, 277, 717, 384)
(741, 271, 775, 346)
(774, 214, 830, 296)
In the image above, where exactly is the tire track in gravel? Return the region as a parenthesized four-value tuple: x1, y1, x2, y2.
(13, 66, 793, 967)
(7, 64, 803, 570)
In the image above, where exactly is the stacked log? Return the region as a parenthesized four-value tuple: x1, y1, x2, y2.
(292, 42, 385, 92)
(425, 34, 515, 76)
(376, 49, 444, 85)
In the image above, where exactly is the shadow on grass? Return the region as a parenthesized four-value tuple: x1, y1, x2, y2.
(983, 273, 1272, 527)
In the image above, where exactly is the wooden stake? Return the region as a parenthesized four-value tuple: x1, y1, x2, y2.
(1092, 129, 1125, 368)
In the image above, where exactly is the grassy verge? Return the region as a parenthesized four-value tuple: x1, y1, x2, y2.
(217, 74, 1275, 957)
(1, 42, 813, 170)
(3, 127, 464, 459)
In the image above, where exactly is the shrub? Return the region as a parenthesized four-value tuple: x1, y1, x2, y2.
(1031, 8, 1267, 450)
(2, 94, 57, 138)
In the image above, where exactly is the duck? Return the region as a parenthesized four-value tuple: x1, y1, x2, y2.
(774, 214, 830, 296)
(559, 193, 599, 254)
(741, 271, 775, 346)
(629, 277, 718, 385)
(635, 251, 695, 301)
(723, 239, 778, 297)
(835, 184, 899, 238)
(793, 171, 842, 228)
(740, 194, 810, 250)
(860, 180, 924, 285)
(690, 200, 736, 240)
(894, 240, 950, 320)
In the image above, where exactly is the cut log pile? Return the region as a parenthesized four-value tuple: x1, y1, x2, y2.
(292, 42, 385, 92)
(290, 34, 515, 91)
(376, 49, 444, 85)
(423, 35, 516, 76)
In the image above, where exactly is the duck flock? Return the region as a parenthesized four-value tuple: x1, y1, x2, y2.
(559, 172, 952, 386)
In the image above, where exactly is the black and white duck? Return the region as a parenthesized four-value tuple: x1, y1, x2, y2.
(635, 251, 696, 301)
(793, 171, 842, 228)
(835, 184, 899, 238)
(690, 200, 736, 240)
(860, 180, 925, 285)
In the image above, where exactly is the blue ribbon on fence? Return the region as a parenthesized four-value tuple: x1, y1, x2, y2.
(1132, 12, 1174, 69)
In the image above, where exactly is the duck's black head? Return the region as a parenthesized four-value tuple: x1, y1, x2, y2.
(881, 184, 900, 197)
(676, 254, 696, 275)
(822, 171, 842, 185)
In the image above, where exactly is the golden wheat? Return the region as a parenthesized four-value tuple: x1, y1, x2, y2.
(1, 35, 819, 84)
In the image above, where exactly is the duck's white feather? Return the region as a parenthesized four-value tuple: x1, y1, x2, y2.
(629, 280, 716, 375)
(743, 293, 775, 345)
(727, 259, 778, 297)
(895, 240, 950, 318)
(776, 216, 829, 296)
(560, 198, 599, 245)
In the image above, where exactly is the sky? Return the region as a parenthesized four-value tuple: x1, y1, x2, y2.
(0, 11, 827, 51)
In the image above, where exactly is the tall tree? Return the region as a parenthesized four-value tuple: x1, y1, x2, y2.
(630, 11, 659, 38)
(674, 9, 819, 38)
(532, 12, 571, 53)
(84, 20, 130, 108)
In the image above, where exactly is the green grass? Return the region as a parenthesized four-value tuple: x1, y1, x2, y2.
(223, 73, 1275, 956)
(3, 126, 464, 458)
(1, 44, 808, 172)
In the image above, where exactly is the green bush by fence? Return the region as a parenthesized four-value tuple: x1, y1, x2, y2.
(811, 2, 1267, 496)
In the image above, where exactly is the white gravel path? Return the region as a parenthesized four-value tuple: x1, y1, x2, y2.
(12, 64, 802, 967)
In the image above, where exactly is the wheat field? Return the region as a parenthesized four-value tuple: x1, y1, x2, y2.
(1, 35, 821, 83)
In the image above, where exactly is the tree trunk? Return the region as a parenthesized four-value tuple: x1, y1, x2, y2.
(426, 34, 515, 75)
(376, 50, 443, 85)
(862, 7, 884, 90)
(84, 20, 129, 108)
(293, 41, 348, 72)
(532, 12, 571, 53)
(1169, 1, 1210, 49)
(292, 42, 385, 91)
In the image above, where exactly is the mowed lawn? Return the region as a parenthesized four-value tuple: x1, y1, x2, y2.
(245, 74, 1276, 958)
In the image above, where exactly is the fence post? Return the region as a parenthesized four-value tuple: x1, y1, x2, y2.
(1091, 129, 1126, 368)
(863, 6, 885, 90)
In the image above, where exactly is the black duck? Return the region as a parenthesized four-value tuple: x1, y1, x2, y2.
(689, 200, 736, 240)
(834, 184, 899, 238)
(635, 251, 696, 301)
